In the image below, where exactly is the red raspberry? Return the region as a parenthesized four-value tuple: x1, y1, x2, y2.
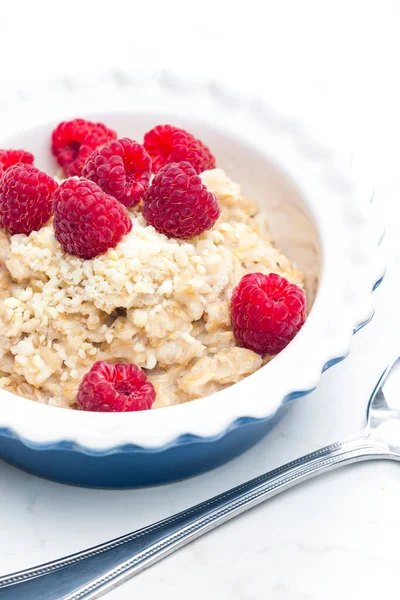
(230, 272, 307, 356)
(82, 138, 151, 207)
(143, 124, 216, 174)
(142, 161, 220, 239)
(51, 119, 117, 177)
(77, 361, 156, 412)
(53, 178, 132, 259)
(0, 149, 34, 176)
(0, 164, 57, 235)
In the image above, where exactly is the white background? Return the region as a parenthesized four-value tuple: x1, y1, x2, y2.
(1, 1, 400, 598)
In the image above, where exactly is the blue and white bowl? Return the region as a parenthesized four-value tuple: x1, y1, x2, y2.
(0, 71, 384, 487)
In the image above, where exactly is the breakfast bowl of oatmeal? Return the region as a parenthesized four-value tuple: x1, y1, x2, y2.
(0, 72, 384, 487)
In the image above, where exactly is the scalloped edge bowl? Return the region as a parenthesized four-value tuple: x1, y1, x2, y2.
(0, 71, 385, 487)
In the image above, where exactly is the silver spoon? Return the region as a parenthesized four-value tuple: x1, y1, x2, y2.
(1, 355, 399, 600)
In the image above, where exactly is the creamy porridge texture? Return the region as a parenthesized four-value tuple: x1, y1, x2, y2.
(0, 168, 304, 409)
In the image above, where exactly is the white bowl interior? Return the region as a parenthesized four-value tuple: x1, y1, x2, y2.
(2, 113, 321, 305)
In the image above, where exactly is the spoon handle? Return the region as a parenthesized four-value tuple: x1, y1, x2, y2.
(0, 431, 390, 600)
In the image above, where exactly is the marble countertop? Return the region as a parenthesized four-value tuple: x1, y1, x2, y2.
(1, 2, 400, 598)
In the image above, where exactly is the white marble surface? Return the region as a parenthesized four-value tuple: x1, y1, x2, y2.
(1, 1, 400, 598)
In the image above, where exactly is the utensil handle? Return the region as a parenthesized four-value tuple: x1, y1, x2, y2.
(0, 431, 389, 600)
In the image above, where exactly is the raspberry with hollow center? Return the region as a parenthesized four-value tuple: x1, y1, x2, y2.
(0, 149, 34, 176)
(143, 124, 215, 174)
(76, 361, 156, 412)
(51, 118, 117, 177)
(142, 161, 220, 239)
(82, 138, 151, 207)
(53, 178, 132, 259)
(230, 272, 307, 356)
(0, 164, 57, 235)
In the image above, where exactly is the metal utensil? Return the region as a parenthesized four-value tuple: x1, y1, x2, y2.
(1, 355, 399, 600)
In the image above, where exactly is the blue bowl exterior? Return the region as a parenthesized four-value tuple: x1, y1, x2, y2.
(0, 405, 290, 488)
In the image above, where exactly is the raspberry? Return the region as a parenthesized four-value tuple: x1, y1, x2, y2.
(143, 124, 215, 174)
(230, 272, 307, 356)
(142, 162, 220, 239)
(82, 138, 151, 207)
(53, 178, 132, 259)
(77, 361, 156, 412)
(0, 149, 34, 176)
(0, 164, 57, 235)
(51, 119, 117, 177)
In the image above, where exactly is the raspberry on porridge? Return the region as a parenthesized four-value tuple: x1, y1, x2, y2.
(53, 178, 133, 259)
(0, 164, 57, 235)
(51, 119, 117, 177)
(0, 149, 34, 176)
(143, 124, 215, 174)
(77, 361, 156, 412)
(142, 162, 220, 239)
(0, 123, 306, 411)
(82, 138, 152, 207)
(231, 272, 307, 356)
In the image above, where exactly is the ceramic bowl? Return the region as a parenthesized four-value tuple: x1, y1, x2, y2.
(0, 71, 384, 487)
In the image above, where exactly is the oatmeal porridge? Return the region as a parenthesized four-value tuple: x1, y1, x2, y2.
(0, 122, 306, 411)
